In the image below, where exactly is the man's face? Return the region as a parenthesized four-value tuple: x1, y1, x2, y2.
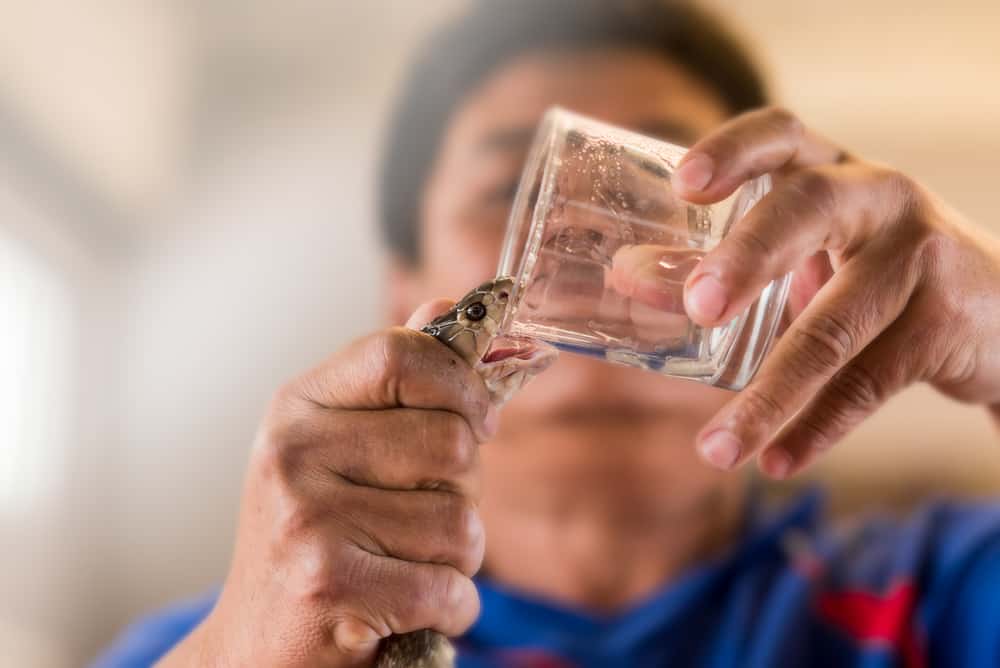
(394, 46, 736, 460)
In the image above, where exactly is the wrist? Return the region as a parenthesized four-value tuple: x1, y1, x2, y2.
(155, 610, 227, 668)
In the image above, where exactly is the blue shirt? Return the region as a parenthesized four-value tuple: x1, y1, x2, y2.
(92, 490, 1000, 667)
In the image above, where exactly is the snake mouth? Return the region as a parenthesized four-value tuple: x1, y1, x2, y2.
(474, 335, 559, 405)
(480, 336, 543, 364)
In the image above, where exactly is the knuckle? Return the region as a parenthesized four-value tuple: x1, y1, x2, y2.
(393, 567, 442, 629)
(729, 225, 775, 265)
(907, 290, 974, 385)
(286, 532, 342, 604)
(468, 395, 492, 433)
(447, 574, 480, 633)
(793, 365, 882, 455)
(441, 497, 483, 562)
(408, 495, 485, 577)
(273, 496, 326, 547)
(734, 386, 787, 434)
(763, 105, 804, 137)
(388, 596, 421, 633)
(827, 363, 885, 416)
(914, 229, 960, 288)
(449, 376, 490, 424)
(794, 414, 837, 453)
(253, 419, 287, 478)
(789, 169, 838, 215)
(791, 311, 857, 374)
(254, 400, 317, 486)
(441, 568, 467, 613)
(395, 567, 473, 634)
(435, 569, 477, 632)
(910, 283, 957, 333)
(372, 329, 413, 387)
(333, 552, 399, 633)
(882, 167, 919, 203)
(936, 341, 980, 397)
(937, 286, 971, 333)
(431, 413, 477, 474)
(868, 165, 927, 234)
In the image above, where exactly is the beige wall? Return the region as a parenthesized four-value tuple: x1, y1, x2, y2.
(1, 2, 998, 665)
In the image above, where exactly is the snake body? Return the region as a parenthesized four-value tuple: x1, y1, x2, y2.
(375, 277, 557, 668)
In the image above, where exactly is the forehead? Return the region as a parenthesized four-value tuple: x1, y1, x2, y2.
(440, 46, 730, 162)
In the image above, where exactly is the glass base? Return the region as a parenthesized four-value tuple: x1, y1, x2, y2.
(506, 270, 789, 390)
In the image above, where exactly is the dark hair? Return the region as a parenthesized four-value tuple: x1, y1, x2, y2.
(378, 0, 768, 264)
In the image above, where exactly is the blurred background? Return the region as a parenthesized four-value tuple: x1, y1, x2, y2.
(2, 1, 999, 665)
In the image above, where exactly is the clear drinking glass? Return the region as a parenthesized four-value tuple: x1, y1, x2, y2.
(496, 107, 791, 390)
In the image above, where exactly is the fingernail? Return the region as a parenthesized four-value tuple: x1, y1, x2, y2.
(699, 430, 742, 469)
(761, 449, 792, 479)
(686, 273, 728, 322)
(483, 404, 500, 438)
(675, 154, 714, 192)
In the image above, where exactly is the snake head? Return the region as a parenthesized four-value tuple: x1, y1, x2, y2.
(421, 278, 514, 363)
(422, 277, 557, 405)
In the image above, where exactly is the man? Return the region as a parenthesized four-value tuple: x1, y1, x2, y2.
(96, 2, 1000, 666)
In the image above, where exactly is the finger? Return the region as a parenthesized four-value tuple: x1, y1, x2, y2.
(405, 299, 456, 330)
(336, 553, 480, 639)
(608, 244, 692, 313)
(759, 311, 921, 478)
(695, 244, 920, 471)
(608, 242, 833, 321)
(266, 406, 480, 496)
(294, 327, 495, 442)
(331, 616, 382, 659)
(336, 486, 485, 577)
(683, 163, 914, 326)
(674, 106, 847, 204)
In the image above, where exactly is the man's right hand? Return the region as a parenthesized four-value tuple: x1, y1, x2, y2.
(159, 301, 496, 667)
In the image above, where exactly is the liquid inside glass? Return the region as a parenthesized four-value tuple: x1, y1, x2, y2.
(498, 108, 790, 389)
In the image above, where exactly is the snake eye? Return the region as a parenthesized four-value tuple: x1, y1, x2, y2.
(465, 302, 487, 321)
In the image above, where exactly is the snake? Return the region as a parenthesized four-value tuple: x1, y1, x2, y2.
(374, 277, 558, 668)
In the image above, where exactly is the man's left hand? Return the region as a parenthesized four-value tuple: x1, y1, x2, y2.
(656, 106, 1000, 478)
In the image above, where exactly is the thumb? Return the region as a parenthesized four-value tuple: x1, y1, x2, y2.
(405, 299, 456, 330)
(609, 244, 695, 314)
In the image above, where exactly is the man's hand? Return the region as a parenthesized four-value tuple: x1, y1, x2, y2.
(159, 301, 495, 667)
(658, 107, 1000, 478)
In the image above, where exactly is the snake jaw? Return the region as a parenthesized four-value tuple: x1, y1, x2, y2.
(481, 337, 541, 364)
(476, 335, 558, 405)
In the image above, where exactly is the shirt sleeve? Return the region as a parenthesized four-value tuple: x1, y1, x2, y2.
(89, 591, 218, 668)
(921, 502, 1000, 666)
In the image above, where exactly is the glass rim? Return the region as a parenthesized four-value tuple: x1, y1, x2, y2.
(495, 107, 563, 335)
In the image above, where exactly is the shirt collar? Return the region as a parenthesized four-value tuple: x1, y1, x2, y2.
(462, 488, 826, 655)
